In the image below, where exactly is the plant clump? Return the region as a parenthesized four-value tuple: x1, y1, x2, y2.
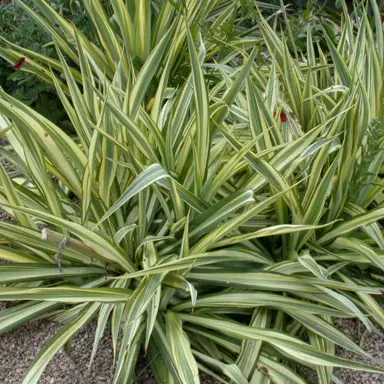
(0, 1, 383, 383)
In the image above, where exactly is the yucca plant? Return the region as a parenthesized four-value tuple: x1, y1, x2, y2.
(0, 0, 384, 383)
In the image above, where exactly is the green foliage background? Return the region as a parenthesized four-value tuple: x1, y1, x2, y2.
(0, 0, 101, 123)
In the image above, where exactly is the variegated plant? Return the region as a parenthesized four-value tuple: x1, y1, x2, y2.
(0, 1, 384, 383)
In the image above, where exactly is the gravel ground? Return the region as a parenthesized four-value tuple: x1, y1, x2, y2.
(0, 321, 114, 384)
(0, 319, 218, 384)
(0, 313, 383, 383)
(0, 138, 16, 173)
(333, 318, 384, 384)
(0, 139, 384, 383)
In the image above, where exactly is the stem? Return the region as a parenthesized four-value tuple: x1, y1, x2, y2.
(41, 228, 97, 260)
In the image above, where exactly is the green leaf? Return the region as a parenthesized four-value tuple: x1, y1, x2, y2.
(166, 312, 200, 384)
(0, 287, 131, 303)
(97, 164, 170, 225)
(318, 207, 384, 245)
(187, 28, 210, 195)
(0, 264, 105, 284)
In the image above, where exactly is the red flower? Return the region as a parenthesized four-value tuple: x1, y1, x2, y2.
(274, 111, 288, 122)
(13, 57, 26, 69)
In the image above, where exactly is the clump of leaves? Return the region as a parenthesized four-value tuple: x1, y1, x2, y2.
(0, 1, 384, 384)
